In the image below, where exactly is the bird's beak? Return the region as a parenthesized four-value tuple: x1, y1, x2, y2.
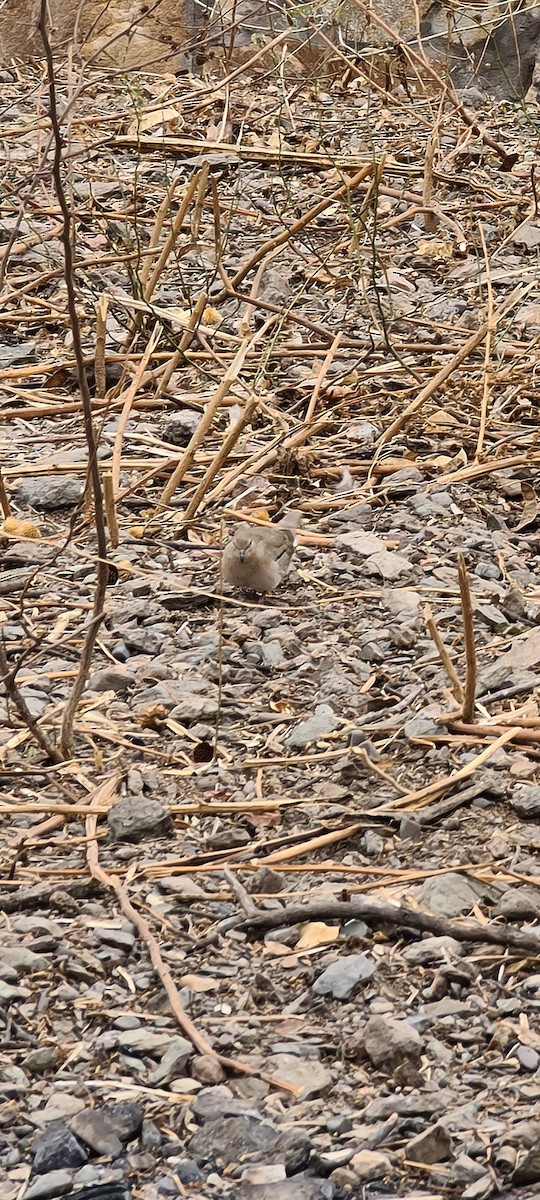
(239, 550, 246, 563)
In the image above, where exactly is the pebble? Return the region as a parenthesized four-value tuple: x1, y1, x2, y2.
(312, 953, 375, 999)
(107, 796, 172, 842)
(24, 1172, 74, 1199)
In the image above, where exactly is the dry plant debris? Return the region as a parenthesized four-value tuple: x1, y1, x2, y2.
(1, 36, 540, 1200)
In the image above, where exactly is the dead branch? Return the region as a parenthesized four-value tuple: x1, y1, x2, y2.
(236, 898, 540, 956)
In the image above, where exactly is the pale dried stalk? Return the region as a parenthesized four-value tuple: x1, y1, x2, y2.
(383, 726, 522, 811)
(158, 336, 254, 508)
(102, 471, 119, 548)
(94, 293, 108, 398)
(422, 132, 438, 234)
(423, 602, 464, 706)
(111, 323, 161, 495)
(201, 415, 329, 510)
(0, 470, 11, 518)
(458, 554, 477, 724)
(85, 797, 299, 1094)
(180, 393, 259, 525)
(305, 331, 343, 423)
(140, 173, 180, 289)
(144, 170, 203, 301)
(475, 220, 494, 460)
(155, 289, 208, 398)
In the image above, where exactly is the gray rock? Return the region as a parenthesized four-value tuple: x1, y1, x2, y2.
(22, 1048, 60, 1074)
(141, 1118, 162, 1149)
(102, 1101, 143, 1141)
(162, 410, 200, 444)
(116, 1028, 176, 1055)
(286, 704, 340, 748)
(448, 1153, 486, 1184)
(385, 466, 424, 494)
(94, 926, 135, 952)
(403, 936, 464, 965)
(107, 796, 172, 842)
(362, 1015, 423, 1070)
(24, 1172, 74, 1199)
(406, 1122, 452, 1164)
(0, 945, 48, 975)
(511, 786, 540, 817)
(148, 1036, 193, 1084)
(237, 1178, 334, 1200)
(32, 1122, 87, 1173)
(87, 667, 135, 693)
(350, 1149, 391, 1181)
(493, 885, 540, 919)
(260, 641, 286, 667)
(416, 872, 498, 917)
(192, 1085, 248, 1121)
(365, 549, 412, 581)
(513, 1142, 540, 1183)
(262, 1054, 332, 1099)
(189, 1113, 280, 1164)
(312, 953, 375, 999)
(16, 476, 84, 510)
(70, 1109, 123, 1158)
(516, 1045, 540, 1071)
(248, 868, 284, 894)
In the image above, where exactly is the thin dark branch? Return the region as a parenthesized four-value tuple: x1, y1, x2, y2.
(38, 0, 110, 760)
(236, 898, 540, 955)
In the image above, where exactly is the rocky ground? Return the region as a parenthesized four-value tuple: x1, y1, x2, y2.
(1, 45, 540, 1200)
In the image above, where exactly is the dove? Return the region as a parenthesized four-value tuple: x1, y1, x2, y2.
(221, 512, 300, 593)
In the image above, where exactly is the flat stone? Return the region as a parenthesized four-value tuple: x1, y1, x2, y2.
(312, 953, 375, 999)
(22, 1048, 60, 1074)
(116, 1028, 176, 1055)
(70, 1108, 124, 1157)
(286, 705, 341, 748)
(102, 1101, 144, 1141)
(148, 1036, 193, 1084)
(16, 477, 84, 510)
(511, 786, 540, 817)
(262, 1053, 332, 1099)
(87, 667, 135, 694)
(403, 936, 464, 965)
(350, 1149, 390, 1181)
(32, 1122, 88, 1173)
(362, 1015, 423, 1070)
(416, 872, 498, 917)
(237, 1178, 334, 1200)
(107, 796, 172, 842)
(189, 1113, 280, 1165)
(24, 1172, 74, 1199)
(0, 945, 48, 975)
(406, 1122, 452, 1164)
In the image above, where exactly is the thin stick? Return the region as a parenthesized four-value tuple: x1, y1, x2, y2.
(384, 726, 520, 811)
(179, 393, 259, 526)
(85, 798, 300, 1094)
(158, 336, 254, 508)
(423, 603, 464, 706)
(458, 554, 477, 724)
(305, 332, 343, 424)
(216, 161, 374, 302)
(102, 471, 119, 548)
(155, 289, 208, 398)
(475, 220, 494, 460)
(39, 1, 109, 762)
(422, 131, 438, 234)
(111, 323, 161, 495)
(0, 470, 12, 518)
(94, 293, 108, 399)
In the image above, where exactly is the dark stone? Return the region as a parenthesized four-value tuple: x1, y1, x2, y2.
(107, 796, 172, 843)
(32, 1121, 88, 1174)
